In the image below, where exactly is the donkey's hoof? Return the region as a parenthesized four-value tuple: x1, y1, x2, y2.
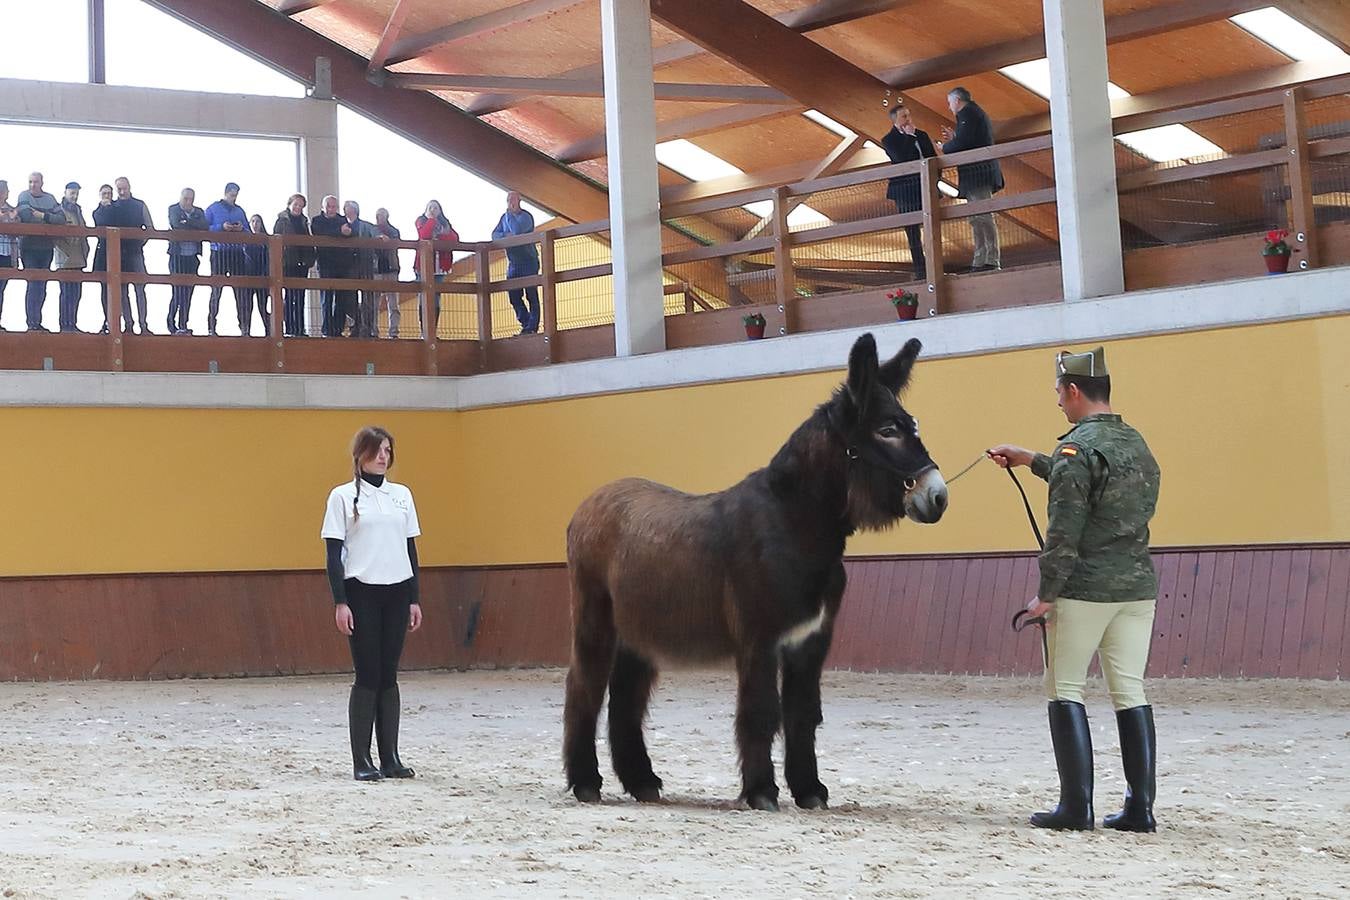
(796, 794, 828, 811)
(745, 793, 780, 812)
(631, 785, 663, 803)
(573, 786, 602, 804)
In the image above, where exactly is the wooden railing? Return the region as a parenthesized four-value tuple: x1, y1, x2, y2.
(2, 72, 1349, 376)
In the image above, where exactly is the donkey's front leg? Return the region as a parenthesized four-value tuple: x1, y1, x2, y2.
(735, 642, 782, 811)
(782, 629, 830, 810)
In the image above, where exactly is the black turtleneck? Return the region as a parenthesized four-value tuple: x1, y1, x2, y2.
(326, 472, 420, 606)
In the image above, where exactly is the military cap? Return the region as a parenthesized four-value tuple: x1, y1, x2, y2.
(1056, 346, 1107, 378)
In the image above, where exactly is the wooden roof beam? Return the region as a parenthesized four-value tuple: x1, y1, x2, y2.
(276, 0, 335, 15)
(556, 103, 801, 164)
(468, 0, 918, 116)
(386, 0, 587, 66)
(386, 73, 789, 103)
(877, 0, 1273, 90)
(366, 0, 414, 76)
(1274, 0, 1350, 53)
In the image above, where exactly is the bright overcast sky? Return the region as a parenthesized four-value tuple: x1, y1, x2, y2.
(0, 0, 548, 332)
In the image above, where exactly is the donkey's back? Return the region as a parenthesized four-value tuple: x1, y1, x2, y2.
(567, 476, 746, 666)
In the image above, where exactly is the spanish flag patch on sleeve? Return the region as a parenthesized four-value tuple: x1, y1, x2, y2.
(1059, 445, 1079, 457)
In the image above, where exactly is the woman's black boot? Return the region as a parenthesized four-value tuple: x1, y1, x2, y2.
(376, 685, 415, 779)
(349, 685, 384, 781)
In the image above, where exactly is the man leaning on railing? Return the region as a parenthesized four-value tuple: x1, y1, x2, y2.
(54, 183, 89, 334)
(938, 87, 1004, 273)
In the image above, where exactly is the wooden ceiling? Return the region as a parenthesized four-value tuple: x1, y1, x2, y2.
(260, 0, 1349, 214)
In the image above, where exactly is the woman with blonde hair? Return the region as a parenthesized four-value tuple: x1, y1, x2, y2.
(413, 199, 458, 337)
(320, 426, 424, 781)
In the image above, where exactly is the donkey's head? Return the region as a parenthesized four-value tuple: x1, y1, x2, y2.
(832, 333, 948, 528)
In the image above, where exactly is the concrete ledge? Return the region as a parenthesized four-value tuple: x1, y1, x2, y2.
(2, 267, 1346, 410)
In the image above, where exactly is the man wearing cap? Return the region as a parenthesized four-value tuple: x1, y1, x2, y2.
(53, 182, 89, 333)
(205, 182, 251, 336)
(989, 346, 1161, 834)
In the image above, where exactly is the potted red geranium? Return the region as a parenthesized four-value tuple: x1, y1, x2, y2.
(742, 312, 766, 340)
(887, 288, 919, 321)
(1262, 229, 1295, 274)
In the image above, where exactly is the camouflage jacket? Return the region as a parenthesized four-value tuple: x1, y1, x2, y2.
(1030, 413, 1160, 603)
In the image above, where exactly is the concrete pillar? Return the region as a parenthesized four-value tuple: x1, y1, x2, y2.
(300, 100, 340, 337)
(600, 0, 666, 356)
(1044, 0, 1124, 301)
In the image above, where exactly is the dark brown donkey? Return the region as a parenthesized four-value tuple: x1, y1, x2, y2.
(563, 334, 948, 811)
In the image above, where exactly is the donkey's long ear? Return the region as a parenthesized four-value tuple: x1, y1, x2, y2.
(878, 338, 922, 395)
(847, 333, 880, 410)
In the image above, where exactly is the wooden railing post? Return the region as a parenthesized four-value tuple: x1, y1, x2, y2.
(106, 226, 123, 372)
(919, 157, 946, 316)
(475, 247, 492, 372)
(1283, 86, 1318, 270)
(268, 235, 285, 372)
(541, 229, 557, 364)
(418, 240, 437, 375)
(771, 185, 796, 335)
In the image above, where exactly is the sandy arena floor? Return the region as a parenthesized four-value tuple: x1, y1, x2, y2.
(1, 669, 1347, 899)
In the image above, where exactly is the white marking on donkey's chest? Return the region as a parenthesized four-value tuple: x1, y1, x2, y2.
(778, 607, 828, 649)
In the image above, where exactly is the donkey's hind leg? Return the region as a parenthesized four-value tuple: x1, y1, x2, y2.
(563, 578, 617, 803)
(608, 645, 663, 802)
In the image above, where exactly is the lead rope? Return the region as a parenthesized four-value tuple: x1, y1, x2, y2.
(942, 451, 1049, 649)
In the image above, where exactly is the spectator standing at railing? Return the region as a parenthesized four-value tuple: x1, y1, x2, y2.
(374, 208, 401, 339)
(881, 104, 938, 283)
(111, 177, 155, 335)
(166, 188, 208, 335)
(413, 200, 457, 339)
(491, 191, 540, 334)
(205, 182, 251, 336)
(53, 182, 89, 333)
(244, 213, 273, 337)
(344, 201, 380, 339)
(273, 194, 314, 338)
(17, 172, 66, 332)
(312, 195, 349, 337)
(938, 87, 1004, 272)
(0, 181, 17, 330)
(91, 184, 114, 334)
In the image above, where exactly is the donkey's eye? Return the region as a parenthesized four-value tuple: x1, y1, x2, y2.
(877, 424, 900, 438)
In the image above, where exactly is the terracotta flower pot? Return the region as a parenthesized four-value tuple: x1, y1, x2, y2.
(744, 322, 766, 340)
(894, 303, 918, 321)
(1263, 251, 1291, 274)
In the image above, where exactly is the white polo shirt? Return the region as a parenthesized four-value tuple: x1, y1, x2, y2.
(321, 478, 421, 585)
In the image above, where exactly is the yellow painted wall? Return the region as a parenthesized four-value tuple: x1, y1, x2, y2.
(5, 314, 1348, 577)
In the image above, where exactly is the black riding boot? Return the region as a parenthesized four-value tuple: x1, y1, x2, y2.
(348, 685, 383, 781)
(1030, 700, 1095, 831)
(375, 685, 415, 779)
(1103, 705, 1156, 833)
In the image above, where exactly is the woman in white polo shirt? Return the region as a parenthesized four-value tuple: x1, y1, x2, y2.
(322, 425, 424, 781)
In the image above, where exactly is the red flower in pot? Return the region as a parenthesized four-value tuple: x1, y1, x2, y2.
(887, 289, 919, 320)
(742, 313, 767, 340)
(1262, 229, 1297, 274)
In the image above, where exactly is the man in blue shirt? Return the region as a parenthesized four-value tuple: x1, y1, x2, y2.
(205, 182, 251, 336)
(491, 191, 540, 334)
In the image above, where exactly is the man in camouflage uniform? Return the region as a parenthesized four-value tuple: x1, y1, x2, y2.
(989, 346, 1161, 833)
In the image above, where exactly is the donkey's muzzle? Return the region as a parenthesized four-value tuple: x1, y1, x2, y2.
(905, 467, 948, 524)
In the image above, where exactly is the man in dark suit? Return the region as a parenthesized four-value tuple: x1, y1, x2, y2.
(939, 86, 1004, 271)
(880, 104, 937, 282)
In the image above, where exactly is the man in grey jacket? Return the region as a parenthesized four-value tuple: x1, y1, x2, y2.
(344, 200, 380, 338)
(53, 182, 89, 333)
(17, 172, 67, 331)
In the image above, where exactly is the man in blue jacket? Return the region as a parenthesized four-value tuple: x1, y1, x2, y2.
(205, 182, 251, 336)
(491, 191, 540, 334)
(939, 87, 1004, 272)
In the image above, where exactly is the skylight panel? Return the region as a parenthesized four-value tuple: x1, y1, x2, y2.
(1230, 8, 1348, 61)
(1115, 125, 1223, 162)
(657, 139, 831, 228)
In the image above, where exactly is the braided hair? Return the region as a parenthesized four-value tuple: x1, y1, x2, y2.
(350, 425, 395, 519)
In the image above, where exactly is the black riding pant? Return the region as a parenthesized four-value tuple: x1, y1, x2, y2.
(346, 578, 412, 690)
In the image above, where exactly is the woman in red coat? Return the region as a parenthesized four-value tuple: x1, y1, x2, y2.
(413, 200, 458, 338)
